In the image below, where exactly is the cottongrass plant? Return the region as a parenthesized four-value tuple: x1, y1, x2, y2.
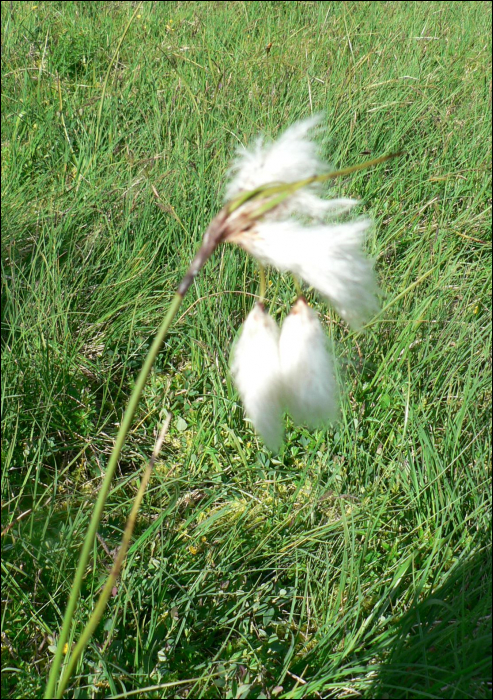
(46, 117, 398, 697)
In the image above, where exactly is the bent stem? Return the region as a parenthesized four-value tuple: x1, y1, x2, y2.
(45, 210, 228, 698)
(44, 293, 183, 699)
(55, 414, 172, 699)
(258, 263, 267, 303)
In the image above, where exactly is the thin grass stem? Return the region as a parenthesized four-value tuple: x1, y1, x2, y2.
(258, 264, 267, 303)
(44, 293, 183, 699)
(55, 415, 172, 698)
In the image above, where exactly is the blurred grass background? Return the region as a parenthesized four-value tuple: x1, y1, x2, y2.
(1, 1, 491, 697)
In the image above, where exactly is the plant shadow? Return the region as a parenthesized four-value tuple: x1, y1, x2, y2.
(369, 547, 492, 699)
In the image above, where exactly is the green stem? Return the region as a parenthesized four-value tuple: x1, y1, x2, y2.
(55, 415, 172, 698)
(258, 264, 267, 303)
(44, 293, 183, 699)
(292, 275, 303, 298)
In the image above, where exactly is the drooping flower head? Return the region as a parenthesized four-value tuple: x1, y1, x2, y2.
(179, 116, 395, 449)
(230, 304, 284, 452)
(279, 298, 339, 428)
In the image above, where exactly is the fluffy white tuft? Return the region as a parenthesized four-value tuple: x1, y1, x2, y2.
(237, 219, 379, 329)
(230, 304, 284, 451)
(225, 116, 358, 220)
(279, 298, 339, 428)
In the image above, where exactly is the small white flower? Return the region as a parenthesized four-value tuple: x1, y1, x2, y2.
(279, 298, 339, 428)
(230, 304, 283, 451)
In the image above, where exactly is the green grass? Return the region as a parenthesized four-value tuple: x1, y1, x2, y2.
(1, 1, 491, 698)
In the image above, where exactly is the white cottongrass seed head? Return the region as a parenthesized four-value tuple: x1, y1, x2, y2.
(243, 219, 378, 329)
(230, 304, 284, 452)
(225, 116, 379, 329)
(279, 298, 339, 428)
(226, 115, 358, 221)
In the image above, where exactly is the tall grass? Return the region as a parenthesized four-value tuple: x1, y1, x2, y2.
(2, 1, 491, 698)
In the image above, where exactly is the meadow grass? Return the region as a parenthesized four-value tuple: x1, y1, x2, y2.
(1, 1, 492, 698)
